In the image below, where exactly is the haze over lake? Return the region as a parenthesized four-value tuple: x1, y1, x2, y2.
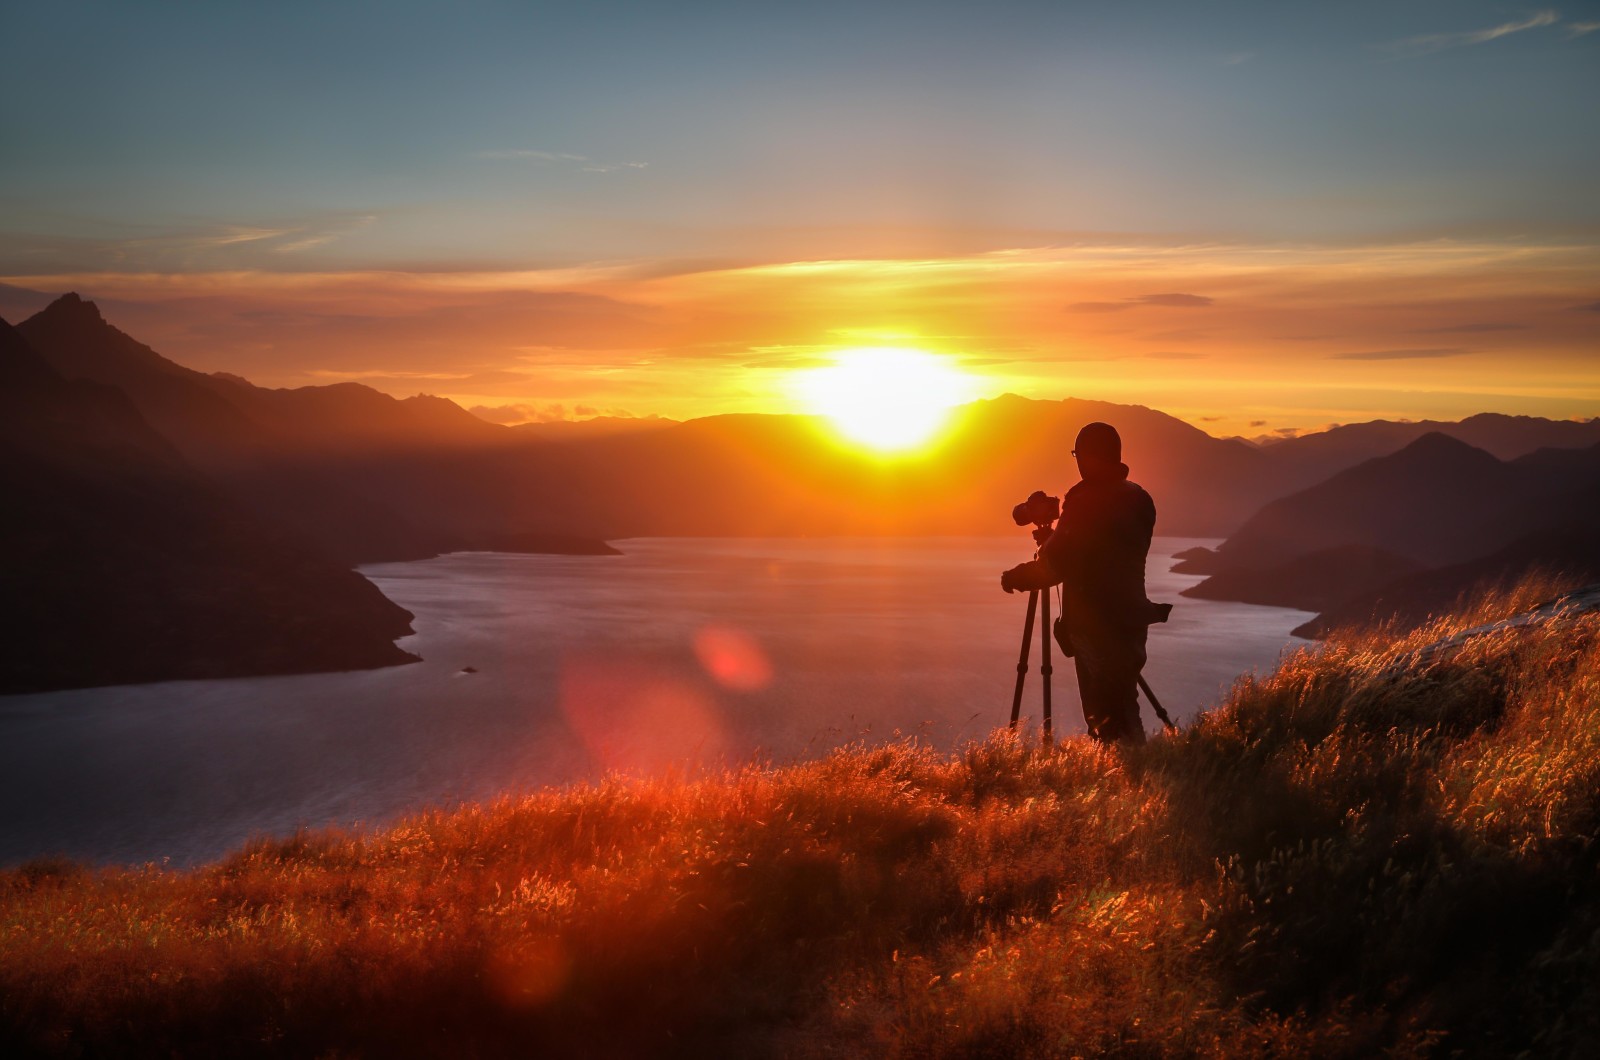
(0, 538, 1312, 867)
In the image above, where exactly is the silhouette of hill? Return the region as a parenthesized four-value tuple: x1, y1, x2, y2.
(15, 295, 1286, 545)
(0, 318, 417, 694)
(519, 395, 1279, 539)
(18, 295, 504, 459)
(1186, 433, 1600, 634)
(22, 293, 1595, 557)
(15, 294, 606, 563)
(1258, 412, 1600, 486)
(1204, 434, 1519, 570)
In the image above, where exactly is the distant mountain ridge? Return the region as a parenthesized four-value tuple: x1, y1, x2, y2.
(1255, 413, 1600, 487)
(16, 294, 606, 563)
(14, 292, 1600, 649)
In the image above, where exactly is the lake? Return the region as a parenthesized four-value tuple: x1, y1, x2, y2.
(0, 537, 1314, 867)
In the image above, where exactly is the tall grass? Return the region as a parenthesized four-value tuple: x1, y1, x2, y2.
(2, 578, 1596, 1057)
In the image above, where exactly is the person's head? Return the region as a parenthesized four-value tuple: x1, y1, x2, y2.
(1073, 421, 1123, 479)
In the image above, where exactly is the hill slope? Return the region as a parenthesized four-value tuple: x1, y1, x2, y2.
(3, 581, 1596, 1055)
(1186, 433, 1600, 631)
(0, 318, 418, 693)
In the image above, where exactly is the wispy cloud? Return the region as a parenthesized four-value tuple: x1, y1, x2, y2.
(1566, 20, 1600, 37)
(1068, 292, 1214, 312)
(1330, 347, 1468, 361)
(1416, 322, 1526, 333)
(1380, 10, 1560, 57)
(198, 226, 290, 247)
(476, 149, 648, 173)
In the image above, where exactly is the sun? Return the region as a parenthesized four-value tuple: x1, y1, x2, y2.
(793, 347, 973, 452)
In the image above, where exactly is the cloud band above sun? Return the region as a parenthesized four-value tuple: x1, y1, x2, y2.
(3, 236, 1597, 439)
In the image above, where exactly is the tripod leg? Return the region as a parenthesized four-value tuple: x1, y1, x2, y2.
(1137, 675, 1177, 731)
(1040, 587, 1053, 741)
(1009, 590, 1039, 730)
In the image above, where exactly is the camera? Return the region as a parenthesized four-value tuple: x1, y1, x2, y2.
(1011, 490, 1060, 528)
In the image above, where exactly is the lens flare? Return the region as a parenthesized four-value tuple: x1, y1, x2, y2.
(558, 655, 728, 772)
(693, 625, 773, 691)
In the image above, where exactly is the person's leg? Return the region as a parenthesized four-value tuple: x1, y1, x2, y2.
(1106, 629, 1148, 744)
(1074, 629, 1147, 744)
(1073, 649, 1114, 741)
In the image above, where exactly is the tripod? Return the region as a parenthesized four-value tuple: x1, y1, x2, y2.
(1006, 575, 1179, 738)
(1009, 584, 1058, 739)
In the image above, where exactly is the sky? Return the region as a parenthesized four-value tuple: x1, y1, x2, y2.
(2, 0, 1597, 437)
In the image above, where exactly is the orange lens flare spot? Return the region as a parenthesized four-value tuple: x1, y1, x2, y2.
(692, 625, 774, 692)
(558, 655, 729, 772)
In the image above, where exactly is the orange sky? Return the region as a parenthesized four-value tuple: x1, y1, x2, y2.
(9, 238, 1598, 438)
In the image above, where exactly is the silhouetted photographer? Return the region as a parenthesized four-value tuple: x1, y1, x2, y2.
(1001, 422, 1171, 743)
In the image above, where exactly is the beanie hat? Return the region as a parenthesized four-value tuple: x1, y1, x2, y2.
(1074, 421, 1121, 461)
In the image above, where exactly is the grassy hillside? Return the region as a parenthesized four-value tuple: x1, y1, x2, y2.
(3, 580, 1597, 1058)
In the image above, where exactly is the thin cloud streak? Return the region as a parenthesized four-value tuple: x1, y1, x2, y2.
(1068, 292, 1214, 312)
(1329, 348, 1468, 361)
(1380, 10, 1560, 57)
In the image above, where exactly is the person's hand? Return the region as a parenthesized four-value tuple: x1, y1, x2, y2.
(1000, 568, 1020, 594)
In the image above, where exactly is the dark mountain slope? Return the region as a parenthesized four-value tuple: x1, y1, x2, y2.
(1205, 433, 1524, 571)
(1187, 433, 1600, 632)
(0, 318, 417, 694)
(15, 295, 524, 561)
(18, 295, 505, 461)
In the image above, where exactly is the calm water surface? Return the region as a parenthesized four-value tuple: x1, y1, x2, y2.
(0, 537, 1313, 867)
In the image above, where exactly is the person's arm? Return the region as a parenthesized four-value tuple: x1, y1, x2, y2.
(999, 557, 1058, 594)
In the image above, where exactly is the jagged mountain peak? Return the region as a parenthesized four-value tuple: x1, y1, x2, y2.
(34, 291, 105, 324)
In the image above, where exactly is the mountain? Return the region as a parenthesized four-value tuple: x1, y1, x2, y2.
(16, 295, 1287, 545)
(1185, 433, 1600, 633)
(42, 291, 1600, 557)
(1258, 412, 1600, 487)
(14, 294, 605, 563)
(503, 395, 1280, 539)
(0, 317, 418, 693)
(17, 294, 506, 461)
(1202, 433, 1522, 570)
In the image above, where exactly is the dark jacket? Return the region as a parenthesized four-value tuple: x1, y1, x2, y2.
(1038, 463, 1156, 632)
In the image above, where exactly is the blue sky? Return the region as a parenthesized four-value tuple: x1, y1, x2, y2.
(5, 0, 1596, 270)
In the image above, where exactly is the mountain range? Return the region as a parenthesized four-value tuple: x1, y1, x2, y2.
(1184, 432, 1600, 634)
(6, 291, 1597, 688)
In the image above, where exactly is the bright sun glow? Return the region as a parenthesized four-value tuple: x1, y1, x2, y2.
(793, 347, 973, 452)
